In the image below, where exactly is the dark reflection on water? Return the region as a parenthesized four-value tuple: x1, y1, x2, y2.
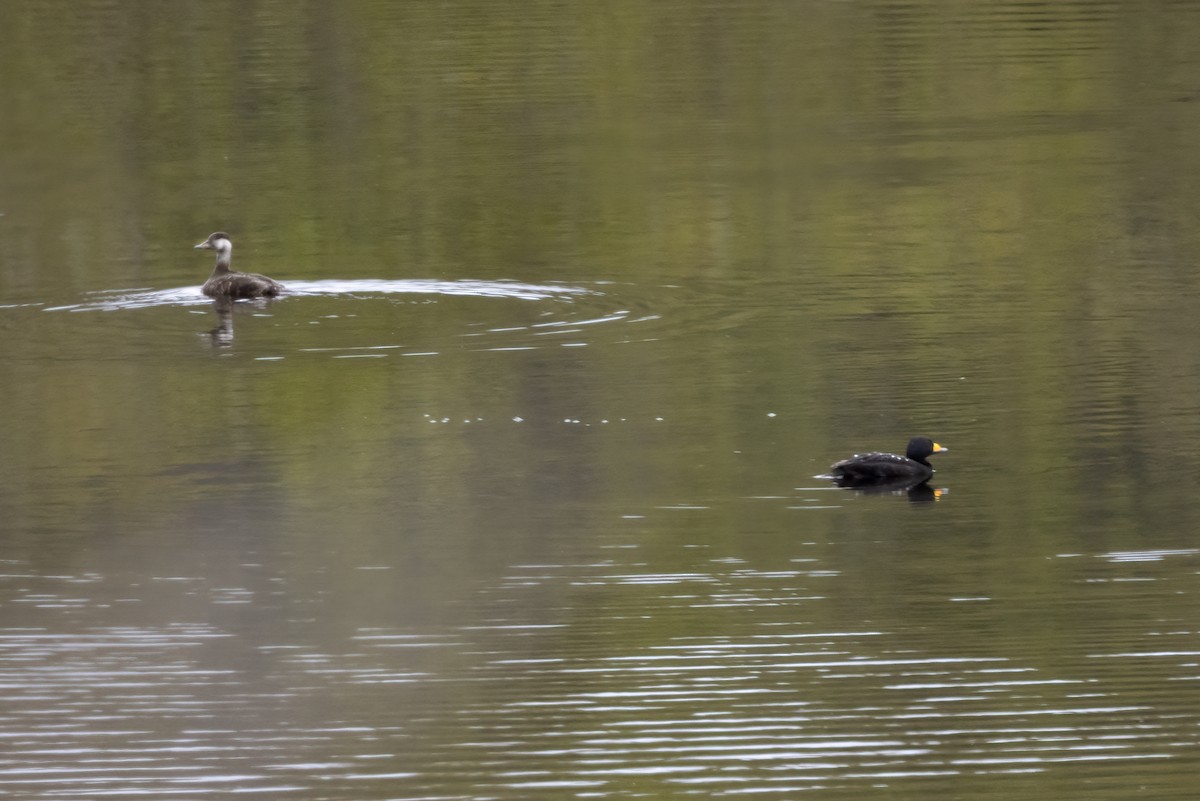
(834, 477, 947, 503)
(208, 297, 236, 346)
(4, 0, 1200, 799)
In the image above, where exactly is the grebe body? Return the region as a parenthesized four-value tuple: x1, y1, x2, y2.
(194, 232, 284, 298)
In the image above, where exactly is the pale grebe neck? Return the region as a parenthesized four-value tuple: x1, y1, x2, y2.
(195, 232, 234, 274)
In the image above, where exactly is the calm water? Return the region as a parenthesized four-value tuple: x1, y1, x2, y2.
(3, 1, 1200, 799)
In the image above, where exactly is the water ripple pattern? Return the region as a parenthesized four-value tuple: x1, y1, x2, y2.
(42, 278, 597, 311)
(0, 548, 1196, 799)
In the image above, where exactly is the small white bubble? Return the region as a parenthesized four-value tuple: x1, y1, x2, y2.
(767, 412, 777, 418)
(513, 416, 524, 423)
(655, 417, 664, 422)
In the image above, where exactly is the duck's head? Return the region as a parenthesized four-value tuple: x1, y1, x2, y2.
(906, 437, 947, 461)
(194, 232, 232, 253)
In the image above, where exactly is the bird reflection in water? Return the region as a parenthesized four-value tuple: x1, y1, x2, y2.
(205, 297, 277, 347)
(208, 297, 234, 346)
(833, 474, 948, 503)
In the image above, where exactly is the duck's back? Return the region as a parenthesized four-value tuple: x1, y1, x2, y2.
(203, 271, 284, 299)
(830, 451, 930, 480)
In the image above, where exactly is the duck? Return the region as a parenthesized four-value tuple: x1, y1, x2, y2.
(194, 232, 284, 298)
(829, 436, 947, 483)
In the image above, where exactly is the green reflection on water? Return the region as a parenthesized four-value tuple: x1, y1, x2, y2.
(3, 2, 1200, 798)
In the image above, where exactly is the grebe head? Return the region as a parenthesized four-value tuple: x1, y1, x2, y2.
(194, 232, 232, 254)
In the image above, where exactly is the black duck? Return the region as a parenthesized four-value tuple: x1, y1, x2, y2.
(829, 436, 947, 483)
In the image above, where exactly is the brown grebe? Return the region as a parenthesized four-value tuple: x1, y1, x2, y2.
(194, 232, 284, 298)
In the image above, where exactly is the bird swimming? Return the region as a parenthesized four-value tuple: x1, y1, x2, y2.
(828, 436, 947, 483)
(194, 232, 284, 299)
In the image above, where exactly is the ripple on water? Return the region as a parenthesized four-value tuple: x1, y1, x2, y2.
(1, 550, 1198, 799)
(28, 278, 685, 359)
(42, 278, 598, 312)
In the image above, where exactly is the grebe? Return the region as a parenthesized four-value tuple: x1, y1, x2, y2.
(194, 232, 284, 298)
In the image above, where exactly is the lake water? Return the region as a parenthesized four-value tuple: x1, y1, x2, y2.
(2, 1, 1200, 799)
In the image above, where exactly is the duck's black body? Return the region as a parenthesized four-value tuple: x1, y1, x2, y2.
(195, 232, 284, 299)
(829, 436, 946, 483)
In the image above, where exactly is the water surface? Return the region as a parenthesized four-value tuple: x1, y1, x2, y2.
(2, 1, 1200, 799)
